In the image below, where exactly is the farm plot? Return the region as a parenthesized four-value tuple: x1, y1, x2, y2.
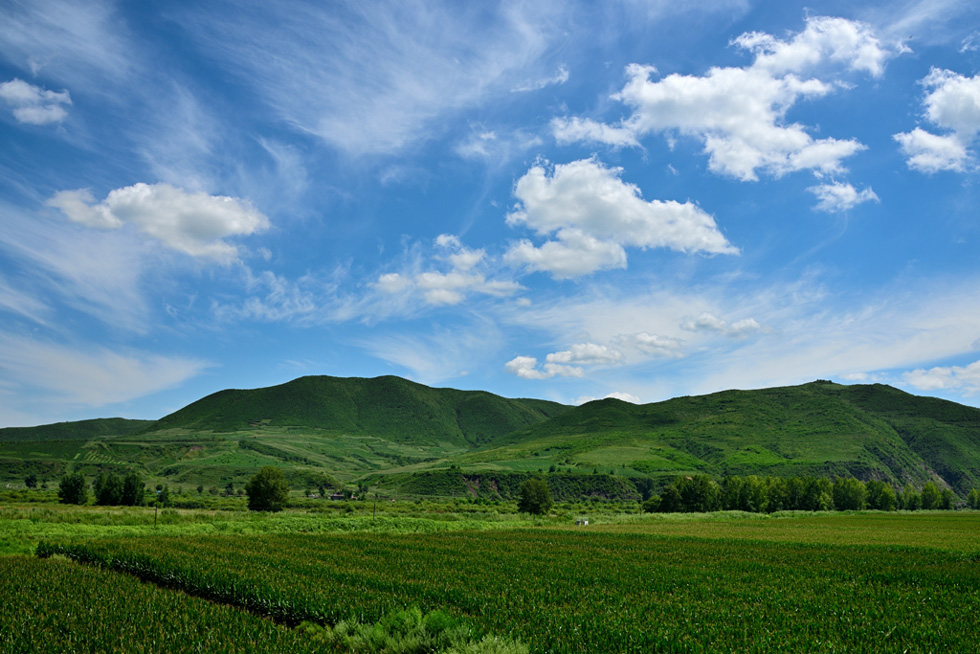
(40, 526, 980, 653)
(0, 556, 317, 654)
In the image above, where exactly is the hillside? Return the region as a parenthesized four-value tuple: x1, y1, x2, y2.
(0, 418, 153, 442)
(146, 375, 569, 446)
(3, 377, 980, 498)
(468, 380, 980, 494)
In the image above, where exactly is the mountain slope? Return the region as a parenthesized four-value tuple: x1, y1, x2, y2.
(0, 418, 153, 442)
(473, 380, 980, 493)
(145, 375, 569, 447)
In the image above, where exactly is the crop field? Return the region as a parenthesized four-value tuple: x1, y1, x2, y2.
(36, 512, 980, 653)
(0, 556, 318, 653)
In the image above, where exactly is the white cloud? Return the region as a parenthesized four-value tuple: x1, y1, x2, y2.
(0, 334, 210, 408)
(373, 234, 522, 307)
(0, 78, 71, 125)
(904, 360, 980, 394)
(614, 332, 685, 358)
(358, 319, 505, 385)
(504, 158, 737, 278)
(807, 182, 879, 213)
(47, 183, 270, 263)
(894, 128, 970, 173)
(546, 343, 624, 366)
(734, 16, 889, 77)
(0, 201, 151, 330)
(894, 69, 980, 173)
(506, 342, 624, 380)
(175, 2, 569, 155)
(512, 64, 569, 92)
(680, 312, 762, 338)
(553, 16, 892, 181)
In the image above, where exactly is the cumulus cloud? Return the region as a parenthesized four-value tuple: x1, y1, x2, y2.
(904, 359, 980, 395)
(681, 312, 761, 338)
(47, 183, 269, 263)
(807, 182, 879, 213)
(0, 78, 71, 125)
(503, 158, 737, 278)
(373, 234, 522, 306)
(553, 16, 892, 182)
(894, 69, 980, 173)
(505, 342, 625, 380)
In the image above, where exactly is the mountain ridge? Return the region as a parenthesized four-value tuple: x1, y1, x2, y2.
(3, 376, 980, 496)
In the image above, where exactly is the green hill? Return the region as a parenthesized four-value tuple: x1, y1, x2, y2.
(0, 418, 153, 442)
(146, 375, 568, 446)
(3, 377, 980, 498)
(470, 380, 980, 494)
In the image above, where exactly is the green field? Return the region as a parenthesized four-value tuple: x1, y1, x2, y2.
(7, 500, 978, 653)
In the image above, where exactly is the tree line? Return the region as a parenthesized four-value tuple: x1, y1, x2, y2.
(57, 470, 172, 507)
(644, 475, 963, 514)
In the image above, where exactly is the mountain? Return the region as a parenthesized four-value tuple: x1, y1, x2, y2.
(145, 375, 569, 446)
(467, 380, 980, 494)
(0, 418, 153, 442)
(3, 377, 980, 497)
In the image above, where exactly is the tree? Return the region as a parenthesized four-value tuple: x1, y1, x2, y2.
(940, 488, 955, 510)
(245, 466, 290, 512)
(865, 480, 897, 511)
(58, 472, 88, 505)
(832, 477, 867, 511)
(94, 472, 123, 506)
(920, 482, 941, 510)
(901, 484, 920, 511)
(156, 485, 172, 508)
(121, 472, 145, 506)
(517, 478, 553, 515)
(24, 472, 38, 489)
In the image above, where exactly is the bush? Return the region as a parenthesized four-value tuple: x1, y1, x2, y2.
(245, 466, 290, 512)
(517, 478, 552, 515)
(57, 472, 88, 505)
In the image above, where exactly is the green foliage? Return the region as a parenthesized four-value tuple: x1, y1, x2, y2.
(245, 466, 290, 512)
(920, 481, 941, 510)
(24, 472, 37, 488)
(57, 472, 87, 505)
(832, 477, 867, 511)
(297, 607, 527, 654)
(865, 480, 898, 511)
(517, 478, 552, 515)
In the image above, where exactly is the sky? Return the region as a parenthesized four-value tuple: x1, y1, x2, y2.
(1, 0, 980, 427)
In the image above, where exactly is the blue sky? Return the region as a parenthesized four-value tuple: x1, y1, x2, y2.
(2, 0, 980, 427)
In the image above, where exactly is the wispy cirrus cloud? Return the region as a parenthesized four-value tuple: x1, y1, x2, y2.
(173, 0, 571, 155)
(0, 333, 210, 409)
